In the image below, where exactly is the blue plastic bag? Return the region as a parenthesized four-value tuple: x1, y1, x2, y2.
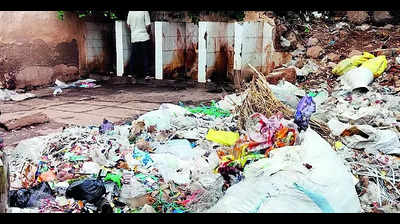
(294, 95, 316, 131)
(99, 119, 114, 134)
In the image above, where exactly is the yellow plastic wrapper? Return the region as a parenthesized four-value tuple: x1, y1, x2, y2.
(360, 55, 387, 78)
(334, 141, 344, 150)
(332, 52, 375, 76)
(206, 129, 240, 146)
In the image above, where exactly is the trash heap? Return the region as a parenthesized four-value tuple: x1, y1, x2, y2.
(314, 68, 400, 213)
(6, 70, 363, 213)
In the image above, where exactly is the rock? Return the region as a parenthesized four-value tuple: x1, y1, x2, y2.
(355, 24, 371, 31)
(373, 11, 393, 24)
(327, 53, 340, 62)
(306, 37, 319, 47)
(266, 67, 297, 85)
(306, 46, 323, 59)
(382, 24, 394, 30)
(348, 49, 362, 57)
(0, 112, 49, 131)
(346, 11, 369, 25)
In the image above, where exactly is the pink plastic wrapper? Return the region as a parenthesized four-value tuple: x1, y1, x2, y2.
(245, 113, 283, 151)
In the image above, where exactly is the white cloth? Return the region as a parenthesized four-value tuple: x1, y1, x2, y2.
(127, 11, 151, 43)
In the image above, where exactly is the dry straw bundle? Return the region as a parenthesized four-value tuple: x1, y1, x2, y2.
(236, 64, 333, 144)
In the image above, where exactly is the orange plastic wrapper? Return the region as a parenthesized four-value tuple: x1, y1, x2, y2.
(265, 127, 297, 157)
(22, 164, 37, 188)
(38, 170, 57, 182)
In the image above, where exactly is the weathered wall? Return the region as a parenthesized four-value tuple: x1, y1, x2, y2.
(154, 22, 197, 80)
(161, 22, 186, 79)
(85, 22, 115, 74)
(0, 11, 116, 89)
(204, 22, 235, 81)
(0, 11, 86, 89)
(240, 22, 264, 76)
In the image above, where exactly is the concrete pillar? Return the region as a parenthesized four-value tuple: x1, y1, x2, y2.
(198, 22, 207, 83)
(233, 22, 243, 90)
(115, 21, 124, 76)
(155, 22, 163, 80)
(262, 22, 275, 74)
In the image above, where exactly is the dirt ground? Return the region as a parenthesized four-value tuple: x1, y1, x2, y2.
(0, 81, 227, 147)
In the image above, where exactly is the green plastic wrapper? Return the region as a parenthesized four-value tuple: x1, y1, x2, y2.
(186, 100, 230, 118)
(104, 173, 122, 188)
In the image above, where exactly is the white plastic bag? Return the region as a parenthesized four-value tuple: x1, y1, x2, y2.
(208, 129, 361, 213)
(155, 139, 195, 160)
(340, 67, 373, 91)
(341, 125, 400, 155)
(150, 153, 191, 185)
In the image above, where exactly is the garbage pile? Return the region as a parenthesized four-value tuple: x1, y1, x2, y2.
(52, 79, 100, 96)
(6, 74, 363, 213)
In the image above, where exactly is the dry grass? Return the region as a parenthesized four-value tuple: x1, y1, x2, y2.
(236, 64, 333, 144)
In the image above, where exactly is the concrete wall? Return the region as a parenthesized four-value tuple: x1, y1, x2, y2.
(115, 21, 131, 76)
(0, 11, 116, 89)
(152, 21, 291, 85)
(154, 22, 198, 80)
(185, 23, 199, 80)
(203, 22, 235, 81)
(116, 21, 155, 76)
(85, 22, 115, 74)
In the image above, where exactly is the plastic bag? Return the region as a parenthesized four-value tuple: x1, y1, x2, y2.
(186, 101, 231, 118)
(294, 95, 316, 131)
(99, 119, 114, 134)
(340, 125, 400, 155)
(9, 182, 53, 208)
(360, 55, 387, 78)
(38, 170, 57, 182)
(332, 52, 375, 76)
(137, 109, 172, 131)
(206, 129, 240, 146)
(208, 129, 361, 213)
(269, 81, 306, 109)
(65, 178, 106, 203)
(104, 173, 122, 189)
(155, 139, 195, 160)
(246, 113, 282, 145)
(340, 67, 374, 91)
(150, 153, 191, 185)
(81, 161, 101, 175)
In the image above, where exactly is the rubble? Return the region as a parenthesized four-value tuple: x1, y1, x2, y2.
(373, 11, 393, 25)
(266, 67, 297, 85)
(346, 11, 369, 25)
(3, 12, 400, 214)
(307, 46, 323, 59)
(0, 112, 50, 131)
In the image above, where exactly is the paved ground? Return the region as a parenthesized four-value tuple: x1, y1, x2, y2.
(0, 82, 227, 147)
